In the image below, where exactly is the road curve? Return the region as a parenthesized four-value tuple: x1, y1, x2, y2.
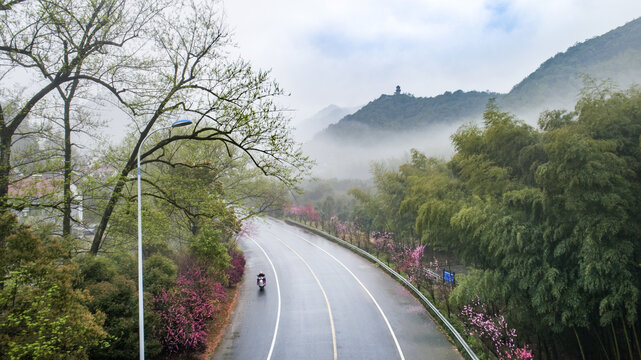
(213, 218, 462, 360)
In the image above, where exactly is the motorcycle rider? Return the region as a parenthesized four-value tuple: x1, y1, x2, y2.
(257, 271, 266, 286)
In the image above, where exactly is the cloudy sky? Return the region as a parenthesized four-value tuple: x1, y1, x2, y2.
(224, 0, 641, 124)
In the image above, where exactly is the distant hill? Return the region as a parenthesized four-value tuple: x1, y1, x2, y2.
(321, 89, 497, 142)
(501, 16, 641, 113)
(294, 105, 358, 142)
(307, 16, 641, 179)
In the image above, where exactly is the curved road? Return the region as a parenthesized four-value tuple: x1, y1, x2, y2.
(213, 218, 462, 360)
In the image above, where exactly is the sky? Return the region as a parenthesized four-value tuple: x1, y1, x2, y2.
(223, 0, 641, 125)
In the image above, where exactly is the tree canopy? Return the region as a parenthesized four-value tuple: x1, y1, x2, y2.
(349, 85, 641, 359)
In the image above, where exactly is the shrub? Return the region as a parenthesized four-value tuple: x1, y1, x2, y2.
(0, 214, 108, 359)
(189, 226, 230, 282)
(226, 249, 246, 286)
(77, 253, 165, 359)
(461, 297, 534, 360)
(153, 263, 225, 355)
(144, 254, 178, 296)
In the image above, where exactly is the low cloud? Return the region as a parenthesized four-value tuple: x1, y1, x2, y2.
(225, 0, 641, 122)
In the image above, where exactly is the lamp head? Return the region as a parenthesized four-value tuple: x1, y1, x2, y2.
(171, 119, 192, 128)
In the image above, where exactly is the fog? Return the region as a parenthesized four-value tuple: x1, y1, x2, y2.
(303, 120, 465, 179)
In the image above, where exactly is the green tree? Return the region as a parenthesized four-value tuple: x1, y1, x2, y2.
(88, 0, 310, 254)
(0, 213, 108, 359)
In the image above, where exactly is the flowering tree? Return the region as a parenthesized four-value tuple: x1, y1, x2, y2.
(302, 203, 320, 225)
(283, 202, 319, 225)
(328, 215, 339, 235)
(461, 297, 534, 360)
(371, 231, 394, 255)
(336, 219, 355, 242)
(282, 203, 301, 220)
(405, 245, 426, 282)
(237, 221, 257, 240)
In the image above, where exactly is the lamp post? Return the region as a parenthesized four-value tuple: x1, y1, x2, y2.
(137, 119, 192, 359)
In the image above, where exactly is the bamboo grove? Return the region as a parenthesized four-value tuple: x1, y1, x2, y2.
(349, 83, 641, 359)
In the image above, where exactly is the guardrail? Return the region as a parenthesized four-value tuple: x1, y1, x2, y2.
(285, 219, 479, 360)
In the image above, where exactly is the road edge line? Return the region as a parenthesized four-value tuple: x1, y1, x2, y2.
(265, 229, 338, 360)
(274, 220, 406, 360)
(283, 219, 479, 360)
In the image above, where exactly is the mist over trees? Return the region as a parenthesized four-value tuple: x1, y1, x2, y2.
(306, 17, 641, 180)
(340, 84, 641, 359)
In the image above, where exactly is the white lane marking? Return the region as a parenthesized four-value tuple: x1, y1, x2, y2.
(248, 236, 282, 360)
(267, 232, 338, 360)
(273, 221, 406, 360)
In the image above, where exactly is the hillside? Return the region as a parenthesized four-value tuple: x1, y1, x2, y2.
(294, 105, 357, 142)
(501, 16, 641, 113)
(322, 89, 496, 142)
(306, 16, 641, 179)
(316, 17, 641, 143)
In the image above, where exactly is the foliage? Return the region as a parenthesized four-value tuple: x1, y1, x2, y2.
(348, 86, 641, 358)
(144, 254, 178, 298)
(0, 214, 108, 359)
(189, 226, 231, 283)
(74, 252, 166, 359)
(153, 262, 226, 355)
(227, 249, 246, 286)
(461, 297, 533, 360)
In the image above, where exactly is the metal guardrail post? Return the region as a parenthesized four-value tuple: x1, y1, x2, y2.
(285, 219, 479, 360)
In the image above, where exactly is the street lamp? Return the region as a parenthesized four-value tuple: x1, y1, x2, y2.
(137, 119, 192, 359)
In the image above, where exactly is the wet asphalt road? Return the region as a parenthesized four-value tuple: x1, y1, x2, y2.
(213, 218, 462, 360)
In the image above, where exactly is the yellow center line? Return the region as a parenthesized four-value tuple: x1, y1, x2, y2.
(268, 230, 338, 360)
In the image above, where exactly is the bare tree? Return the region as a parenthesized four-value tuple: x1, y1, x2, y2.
(88, 0, 311, 253)
(0, 0, 165, 210)
(2, 0, 310, 252)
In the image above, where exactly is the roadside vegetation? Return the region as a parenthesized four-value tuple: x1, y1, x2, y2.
(0, 0, 308, 358)
(286, 83, 641, 360)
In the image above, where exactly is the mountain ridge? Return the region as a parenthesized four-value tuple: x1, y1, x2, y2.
(313, 16, 641, 144)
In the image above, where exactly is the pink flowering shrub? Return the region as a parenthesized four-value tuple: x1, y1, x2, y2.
(153, 264, 226, 355)
(371, 231, 394, 254)
(461, 297, 534, 360)
(283, 203, 320, 225)
(327, 216, 356, 241)
(392, 244, 426, 281)
(226, 250, 245, 286)
(335, 220, 355, 240)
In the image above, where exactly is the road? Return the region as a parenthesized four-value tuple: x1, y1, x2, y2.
(213, 218, 462, 360)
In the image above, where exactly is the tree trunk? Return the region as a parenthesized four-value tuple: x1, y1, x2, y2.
(0, 123, 10, 212)
(593, 326, 612, 360)
(621, 318, 634, 360)
(574, 327, 586, 360)
(612, 322, 621, 360)
(633, 322, 641, 360)
(62, 85, 76, 237)
(90, 168, 132, 254)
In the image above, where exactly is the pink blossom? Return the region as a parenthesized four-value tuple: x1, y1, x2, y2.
(226, 250, 246, 286)
(461, 297, 534, 359)
(153, 262, 226, 354)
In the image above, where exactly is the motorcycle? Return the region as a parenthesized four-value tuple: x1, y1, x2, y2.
(257, 273, 266, 290)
